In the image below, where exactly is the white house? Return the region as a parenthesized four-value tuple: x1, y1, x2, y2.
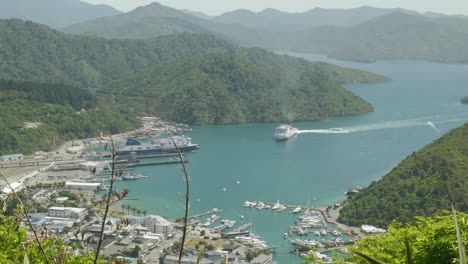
(124, 214, 172, 238)
(361, 224, 386, 234)
(48, 207, 87, 221)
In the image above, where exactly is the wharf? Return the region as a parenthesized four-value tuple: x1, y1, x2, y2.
(0, 159, 83, 169)
(126, 159, 188, 168)
(244, 201, 322, 211)
(233, 222, 252, 232)
(188, 208, 221, 220)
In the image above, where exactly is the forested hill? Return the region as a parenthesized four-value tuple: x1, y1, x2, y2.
(0, 79, 138, 155)
(102, 52, 385, 125)
(0, 18, 388, 88)
(462, 96, 468, 104)
(0, 19, 239, 87)
(338, 122, 468, 228)
(0, 0, 121, 28)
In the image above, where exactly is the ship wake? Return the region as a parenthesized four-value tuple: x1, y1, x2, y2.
(297, 113, 468, 135)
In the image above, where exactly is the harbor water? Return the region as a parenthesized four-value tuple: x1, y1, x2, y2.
(113, 55, 468, 263)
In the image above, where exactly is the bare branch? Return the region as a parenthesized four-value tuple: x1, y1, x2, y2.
(0, 172, 50, 263)
(158, 122, 190, 263)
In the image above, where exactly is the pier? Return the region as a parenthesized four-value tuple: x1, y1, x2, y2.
(188, 208, 221, 220)
(233, 222, 252, 232)
(126, 159, 188, 167)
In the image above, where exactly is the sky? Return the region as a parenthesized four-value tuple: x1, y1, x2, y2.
(82, 0, 468, 16)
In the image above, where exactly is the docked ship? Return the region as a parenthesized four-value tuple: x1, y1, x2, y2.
(116, 136, 198, 156)
(122, 172, 148, 180)
(274, 124, 298, 141)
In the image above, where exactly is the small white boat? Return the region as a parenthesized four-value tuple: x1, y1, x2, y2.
(292, 206, 302, 213)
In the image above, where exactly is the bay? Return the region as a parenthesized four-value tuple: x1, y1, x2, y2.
(116, 53, 468, 263)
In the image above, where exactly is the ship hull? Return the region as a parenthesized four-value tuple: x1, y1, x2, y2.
(116, 145, 198, 156)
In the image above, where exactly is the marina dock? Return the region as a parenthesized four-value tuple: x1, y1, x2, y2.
(188, 208, 221, 220)
(126, 159, 188, 167)
(233, 222, 252, 232)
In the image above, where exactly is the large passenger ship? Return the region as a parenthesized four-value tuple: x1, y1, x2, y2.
(116, 136, 198, 156)
(274, 124, 298, 141)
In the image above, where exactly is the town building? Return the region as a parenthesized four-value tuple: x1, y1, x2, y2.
(48, 207, 87, 221)
(124, 215, 172, 238)
(65, 181, 101, 190)
(361, 224, 386, 234)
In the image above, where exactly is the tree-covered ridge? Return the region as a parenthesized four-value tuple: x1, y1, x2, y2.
(0, 79, 96, 110)
(338, 122, 468, 228)
(0, 79, 138, 155)
(348, 212, 468, 264)
(462, 96, 468, 104)
(0, 19, 238, 87)
(103, 52, 381, 125)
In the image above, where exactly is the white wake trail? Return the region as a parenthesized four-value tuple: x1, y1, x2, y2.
(297, 114, 468, 135)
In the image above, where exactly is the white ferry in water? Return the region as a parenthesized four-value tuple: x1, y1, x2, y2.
(274, 124, 298, 141)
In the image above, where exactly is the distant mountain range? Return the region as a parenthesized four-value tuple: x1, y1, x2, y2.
(0, 0, 122, 28)
(213, 6, 396, 31)
(62, 2, 468, 63)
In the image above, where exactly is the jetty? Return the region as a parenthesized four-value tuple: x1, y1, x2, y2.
(126, 159, 188, 168)
(188, 208, 221, 220)
(233, 222, 252, 232)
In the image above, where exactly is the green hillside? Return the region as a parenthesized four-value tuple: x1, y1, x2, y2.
(338, 122, 468, 228)
(103, 52, 386, 125)
(0, 79, 138, 155)
(0, 19, 238, 87)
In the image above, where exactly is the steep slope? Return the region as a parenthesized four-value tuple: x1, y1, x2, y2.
(0, 18, 387, 87)
(214, 6, 395, 31)
(0, 0, 121, 28)
(0, 19, 238, 86)
(338, 122, 468, 227)
(102, 52, 387, 125)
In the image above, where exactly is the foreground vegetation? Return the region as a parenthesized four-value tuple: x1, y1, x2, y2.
(346, 212, 467, 264)
(338, 122, 468, 227)
(0, 79, 138, 155)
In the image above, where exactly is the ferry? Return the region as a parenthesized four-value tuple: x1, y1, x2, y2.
(116, 136, 198, 156)
(274, 124, 298, 141)
(122, 172, 148, 180)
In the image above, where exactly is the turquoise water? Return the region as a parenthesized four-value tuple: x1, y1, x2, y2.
(114, 54, 468, 263)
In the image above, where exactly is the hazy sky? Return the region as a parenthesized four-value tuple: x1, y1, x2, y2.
(82, 0, 468, 16)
